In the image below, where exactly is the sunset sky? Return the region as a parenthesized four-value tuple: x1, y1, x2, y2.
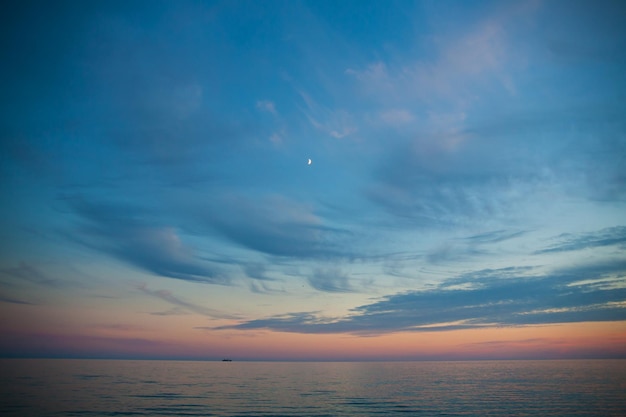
(1, 0, 625, 360)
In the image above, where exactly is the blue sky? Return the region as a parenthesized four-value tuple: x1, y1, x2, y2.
(1, 0, 625, 359)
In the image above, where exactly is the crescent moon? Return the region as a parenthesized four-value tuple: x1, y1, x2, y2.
(307, 158, 312, 165)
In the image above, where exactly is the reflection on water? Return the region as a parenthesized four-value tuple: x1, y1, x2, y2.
(1, 359, 625, 416)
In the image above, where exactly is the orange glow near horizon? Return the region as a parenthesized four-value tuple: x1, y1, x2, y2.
(3, 300, 625, 360)
(177, 320, 626, 360)
(4, 320, 624, 361)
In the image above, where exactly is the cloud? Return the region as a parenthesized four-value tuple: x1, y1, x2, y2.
(307, 268, 353, 293)
(346, 10, 515, 105)
(93, 323, 148, 332)
(379, 109, 415, 126)
(69, 197, 228, 284)
(537, 226, 626, 254)
(0, 292, 34, 305)
(215, 311, 330, 333)
(218, 262, 626, 335)
(0, 262, 60, 287)
(4, 2, 258, 194)
(76, 9, 258, 189)
(462, 229, 527, 244)
(256, 100, 277, 115)
(242, 263, 274, 281)
(108, 84, 245, 170)
(138, 284, 238, 320)
(426, 243, 486, 265)
(364, 102, 625, 226)
(149, 307, 189, 316)
(365, 166, 521, 227)
(349, 1, 626, 224)
(363, 126, 539, 226)
(201, 193, 354, 259)
(297, 90, 356, 139)
(249, 280, 285, 295)
(269, 131, 284, 145)
(346, 5, 603, 226)
(427, 229, 527, 264)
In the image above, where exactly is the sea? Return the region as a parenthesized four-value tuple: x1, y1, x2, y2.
(1, 359, 625, 416)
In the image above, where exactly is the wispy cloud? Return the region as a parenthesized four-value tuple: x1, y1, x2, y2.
(462, 229, 527, 244)
(73, 11, 257, 191)
(138, 284, 238, 320)
(307, 268, 353, 293)
(218, 262, 626, 335)
(0, 292, 35, 305)
(426, 243, 486, 265)
(256, 100, 277, 115)
(69, 197, 228, 284)
(379, 108, 415, 127)
(93, 323, 149, 332)
(297, 90, 356, 139)
(537, 226, 626, 254)
(249, 280, 285, 295)
(427, 229, 527, 264)
(200, 193, 354, 259)
(0, 262, 61, 288)
(346, 24, 508, 114)
(242, 263, 275, 281)
(343, 5, 561, 227)
(149, 307, 189, 317)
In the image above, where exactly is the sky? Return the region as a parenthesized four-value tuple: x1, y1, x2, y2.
(1, 0, 625, 361)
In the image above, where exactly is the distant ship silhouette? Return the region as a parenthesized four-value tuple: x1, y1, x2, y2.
(221, 358, 232, 362)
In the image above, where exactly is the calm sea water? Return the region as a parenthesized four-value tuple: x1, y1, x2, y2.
(1, 359, 625, 416)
